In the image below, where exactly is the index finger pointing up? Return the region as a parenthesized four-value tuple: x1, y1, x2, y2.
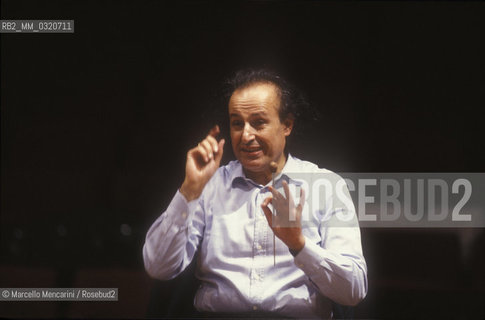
(209, 125, 220, 138)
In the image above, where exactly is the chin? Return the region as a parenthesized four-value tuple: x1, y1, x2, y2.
(239, 156, 267, 172)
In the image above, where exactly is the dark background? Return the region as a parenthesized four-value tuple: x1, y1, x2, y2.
(1, 0, 484, 318)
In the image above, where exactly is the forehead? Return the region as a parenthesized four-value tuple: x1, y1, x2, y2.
(228, 82, 281, 115)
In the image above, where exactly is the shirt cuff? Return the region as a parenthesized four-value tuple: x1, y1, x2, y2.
(293, 237, 332, 277)
(166, 190, 199, 227)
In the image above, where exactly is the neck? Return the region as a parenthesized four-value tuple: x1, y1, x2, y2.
(244, 154, 288, 185)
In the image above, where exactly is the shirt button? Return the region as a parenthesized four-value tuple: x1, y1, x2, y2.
(256, 244, 262, 250)
(181, 212, 187, 219)
(253, 273, 260, 280)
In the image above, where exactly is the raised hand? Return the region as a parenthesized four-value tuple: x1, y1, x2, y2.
(261, 180, 306, 253)
(180, 125, 225, 201)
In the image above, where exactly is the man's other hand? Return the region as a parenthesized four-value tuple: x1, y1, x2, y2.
(261, 180, 306, 254)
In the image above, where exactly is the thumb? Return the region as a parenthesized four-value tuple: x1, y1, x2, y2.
(214, 139, 225, 165)
(261, 196, 273, 227)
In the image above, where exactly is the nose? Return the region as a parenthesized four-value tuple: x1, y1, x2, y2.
(241, 123, 255, 144)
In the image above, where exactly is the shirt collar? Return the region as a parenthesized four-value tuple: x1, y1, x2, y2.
(228, 154, 303, 188)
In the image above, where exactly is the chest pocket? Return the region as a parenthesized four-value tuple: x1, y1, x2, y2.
(203, 202, 254, 259)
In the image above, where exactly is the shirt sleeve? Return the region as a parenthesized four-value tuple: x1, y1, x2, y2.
(143, 190, 205, 280)
(293, 176, 368, 306)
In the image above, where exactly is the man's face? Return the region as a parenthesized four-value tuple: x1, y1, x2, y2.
(229, 82, 293, 176)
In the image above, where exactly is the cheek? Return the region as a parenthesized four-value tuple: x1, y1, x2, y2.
(230, 131, 240, 149)
(257, 135, 270, 151)
(263, 133, 283, 153)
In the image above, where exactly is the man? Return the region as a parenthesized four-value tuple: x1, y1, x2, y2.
(143, 69, 367, 318)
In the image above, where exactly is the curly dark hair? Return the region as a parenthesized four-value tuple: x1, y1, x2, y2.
(223, 69, 302, 122)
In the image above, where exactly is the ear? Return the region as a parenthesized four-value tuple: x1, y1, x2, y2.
(282, 114, 294, 137)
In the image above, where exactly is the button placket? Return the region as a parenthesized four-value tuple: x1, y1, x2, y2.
(249, 189, 268, 304)
(249, 188, 264, 301)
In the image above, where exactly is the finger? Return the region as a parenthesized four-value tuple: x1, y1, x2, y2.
(209, 125, 220, 138)
(214, 139, 225, 164)
(282, 180, 290, 199)
(261, 196, 273, 227)
(196, 144, 210, 163)
(206, 135, 219, 154)
(200, 140, 214, 160)
(268, 185, 281, 200)
(282, 180, 294, 206)
(297, 186, 306, 211)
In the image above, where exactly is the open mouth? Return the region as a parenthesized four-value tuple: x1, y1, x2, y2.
(241, 147, 263, 157)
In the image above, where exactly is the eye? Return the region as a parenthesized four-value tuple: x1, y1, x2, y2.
(252, 119, 266, 128)
(231, 120, 243, 128)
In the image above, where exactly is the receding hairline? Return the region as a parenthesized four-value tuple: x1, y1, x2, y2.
(230, 80, 282, 97)
(229, 81, 282, 106)
(228, 81, 288, 122)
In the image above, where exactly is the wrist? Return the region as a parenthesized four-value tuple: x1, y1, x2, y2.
(288, 235, 305, 256)
(179, 182, 200, 202)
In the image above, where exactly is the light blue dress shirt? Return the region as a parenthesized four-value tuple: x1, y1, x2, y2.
(143, 155, 367, 318)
